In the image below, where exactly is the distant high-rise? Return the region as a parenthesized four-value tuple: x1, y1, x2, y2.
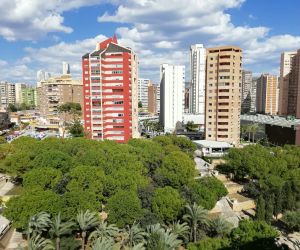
(189, 44, 206, 120)
(256, 74, 278, 115)
(205, 46, 242, 146)
(286, 49, 300, 118)
(0, 82, 16, 109)
(184, 82, 191, 112)
(62, 62, 70, 75)
(148, 83, 158, 115)
(82, 36, 139, 142)
(278, 51, 297, 116)
(160, 64, 185, 133)
(241, 70, 253, 113)
(37, 74, 83, 117)
(138, 79, 150, 109)
(15, 83, 26, 105)
(37, 70, 51, 82)
(250, 78, 257, 113)
(156, 84, 160, 114)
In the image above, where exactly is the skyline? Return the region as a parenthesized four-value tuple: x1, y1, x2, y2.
(0, 0, 300, 83)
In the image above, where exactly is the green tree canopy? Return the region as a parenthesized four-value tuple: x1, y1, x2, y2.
(151, 186, 184, 222)
(155, 151, 195, 188)
(106, 190, 143, 228)
(23, 167, 62, 191)
(67, 165, 105, 201)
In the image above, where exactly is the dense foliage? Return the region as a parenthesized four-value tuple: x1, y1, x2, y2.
(1, 135, 225, 232)
(188, 220, 279, 250)
(221, 144, 300, 222)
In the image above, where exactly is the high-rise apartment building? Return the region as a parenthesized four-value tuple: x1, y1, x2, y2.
(0, 82, 16, 109)
(189, 44, 206, 119)
(241, 70, 253, 113)
(22, 87, 37, 107)
(184, 82, 191, 112)
(278, 52, 297, 116)
(37, 74, 83, 117)
(286, 49, 300, 118)
(156, 85, 160, 114)
(256, 74, 278, 115)
(160, 64, 185, 133)
(82, 36, 139, 142)
(37, 70, 51, 82)
(15, 83, 26, 105)
(148, 83, 158, 115)
(138, 79, 150, 110)
(205, 46, 242, 146)
(62, 62, 70, 75)
(250, 78, 257, 113)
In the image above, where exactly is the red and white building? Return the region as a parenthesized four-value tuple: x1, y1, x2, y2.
(82, 36, 139, 142)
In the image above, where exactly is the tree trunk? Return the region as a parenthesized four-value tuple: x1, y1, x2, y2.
(81, 231, 86, 250)
(56, 237, 60, 250)
(193, 225, 197, 243)
(248, 132, 251, 142)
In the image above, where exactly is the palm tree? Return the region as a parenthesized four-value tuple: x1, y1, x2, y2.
(88, 221, 119, 243)
(146, 224, 182, 250)
(209, 217, 233, 237)
(167, 221, 189, 241)
(183, 203, 208, 242)
(91, 238, 115, 250)
(28, 212, 51, 241)
(76, 210, 99, 250)
(27, 234, 55, 250)
(250, 123, 259, 142)
(121, 221, 147, 248)
(49, 212, 75, 250)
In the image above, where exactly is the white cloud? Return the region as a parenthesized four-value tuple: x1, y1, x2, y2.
(154, 41, 179, 49)
(2, 0, 300, 83)
(23, 35, 107, 81)
(97, 0, 300, 80)
(0, 0, 103, 41)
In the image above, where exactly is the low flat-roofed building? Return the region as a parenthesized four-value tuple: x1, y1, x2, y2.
(241, 114, 300, 145)
(193, 140, 233, 157)
(227, 193, 256, 212)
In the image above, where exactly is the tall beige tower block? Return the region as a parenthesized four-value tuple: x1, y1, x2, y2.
(205, 46, 242, 146)
(256, 74, 278, 115)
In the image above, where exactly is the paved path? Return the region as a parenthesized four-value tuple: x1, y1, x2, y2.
(6, 230, 24, 249)
(0, 182, 14, 196)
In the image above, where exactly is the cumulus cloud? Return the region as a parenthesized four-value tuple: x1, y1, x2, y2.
(24, 34, 107, 80)
(97, 0, 300, 79)
(0, 0, 103, 41)
(2, 0, 300, 82)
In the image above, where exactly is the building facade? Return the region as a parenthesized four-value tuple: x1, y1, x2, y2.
(184, 82, 191, 112)
(156, 84, 160, 114)
(138, 78, 150, 110)
(160, 64, 185, 133)
(37, 74, 83, 117)
(82, 36, 139, 143)
(62, 62, 70, 75)
(205, 46, 242, 146)
(148, 83, 158, 115)
(21, 87, 37, 107)
(287, 49, 300, 118)
(278, 52, 297, 116)
(0, 82, 16, 109)
(15, 83, 26, 105)
(256, 74, 278, 115)
(241, 70, 253, 114)
(189, 44, 206, 119)
(250, 78, 257, 113)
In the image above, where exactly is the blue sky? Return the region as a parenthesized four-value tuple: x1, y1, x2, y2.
(0, 0, 300, 83)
